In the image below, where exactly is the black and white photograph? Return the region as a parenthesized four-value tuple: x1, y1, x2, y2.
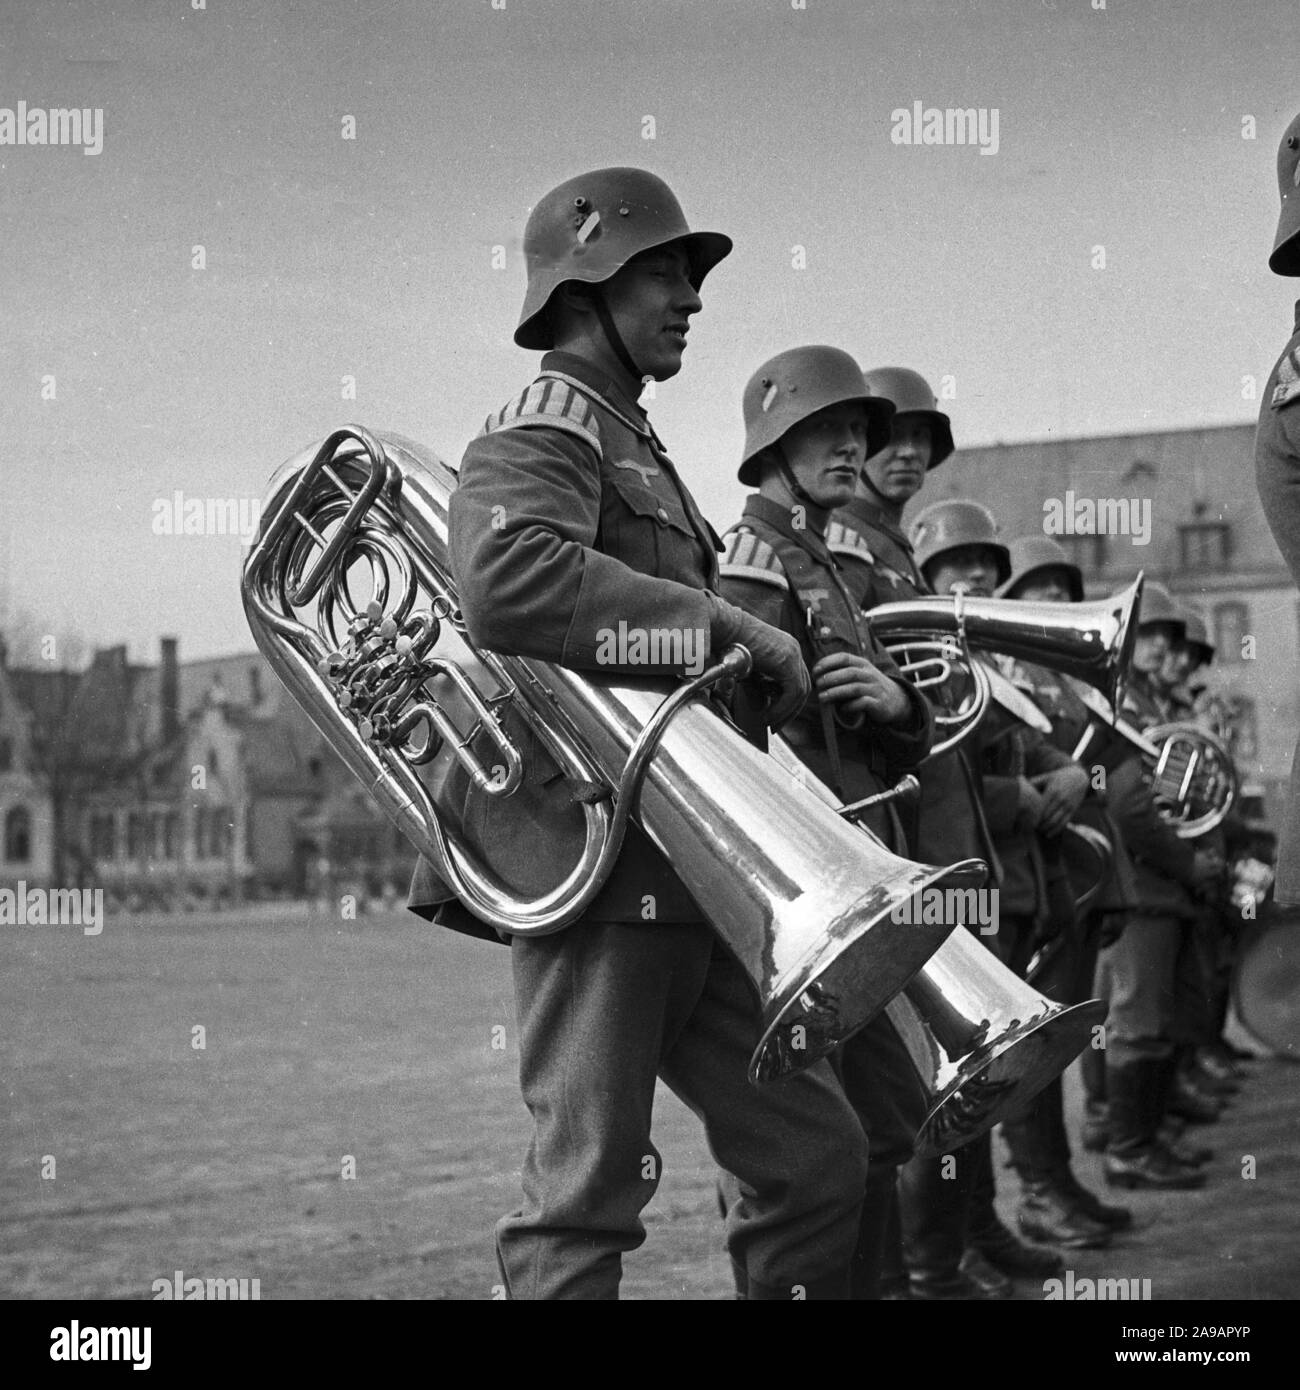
(3, 0, 1299, 1346)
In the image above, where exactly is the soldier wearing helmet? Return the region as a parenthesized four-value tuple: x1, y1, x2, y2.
(1255, 111, 1300, 906)
(1088, 580, 1225, 1191)
(916, 502, 1099, 1281)
(717, 346, 936, 1300)
(828, 367, 954, 605)
(827, 386, 1029, 1298)
(999, 535, 1085, 605)
(1159, 608, 1216, 721)
(422, 168, 872, 1300)
(994, 534, 1140, 1248)
(1155, 610, 1249, 1105)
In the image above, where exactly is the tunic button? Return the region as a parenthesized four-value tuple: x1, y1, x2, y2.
(656, 507, 669, 523)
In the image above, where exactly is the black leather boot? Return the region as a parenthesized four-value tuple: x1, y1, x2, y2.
(849, 1165, 899, 1300)
(1167, 1068, 1223, 1124)
(1050, 1166, 1133, 1231)
(1158, 1125, 1212, 1167)
(900, 1149, 1005, 1300)
(1017, 1178, 1113, 1249)
(1104, 1060, 1206, 1190)
(967, 1130, 1064, 1277)
(1197, 1044, 1246, 1082)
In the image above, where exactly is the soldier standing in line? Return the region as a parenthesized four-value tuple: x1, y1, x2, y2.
(1156, 613, 1248, 1101)
(1255, 109, 1300, 907)
(1094, 583, 1224, 1190)
(827, 371, 1021, 1299)
(910, 502, 1091, 1291)
(717, 345, 936, 1300)
(994, 536, 1139, 1244)
(410, 168, 875, 1299)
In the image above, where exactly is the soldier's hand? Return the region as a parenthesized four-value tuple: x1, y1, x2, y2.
(709, 597, 810, 728)
(1033, 764, 1091, 837)
(812, 652, 911, 725)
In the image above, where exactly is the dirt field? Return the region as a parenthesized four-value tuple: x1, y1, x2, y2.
(2, 904, 1297, 1301)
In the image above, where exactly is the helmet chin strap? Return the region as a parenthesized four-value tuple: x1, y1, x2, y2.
(592, 292, 647, 386)
(858, 468, 890, 503)
(774, 446, 820, 511)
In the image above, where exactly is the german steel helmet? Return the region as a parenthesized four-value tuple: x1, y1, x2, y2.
(1270, 111, 1300, 276)
(739, 346, 895, 485)
(861, 366, 955, 468)
(1135, 580, 1186, 637)
(1178, 609, 1216, 662)
(910, 499, 1011, 585)
(998, 535, 1084, 601)
(514, 168, 732, 349)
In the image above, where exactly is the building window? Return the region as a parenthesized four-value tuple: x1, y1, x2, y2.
(1057, 533, 1106, 575)
(4, 806, 31, 863)
(163, 813, 178, 860)
(0, 737, 12, 772)
(127, 812, 148, 861)
(249, 666, 263, 704)
(90, 812, 117, 860)
(1178, 522, 1231, 572)
(1213, 602, 1249, 663)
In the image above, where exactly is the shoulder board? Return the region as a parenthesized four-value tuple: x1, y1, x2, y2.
(825, 519, 875, 565)
(1272, 347, 1300, 410)
(719, 528, 790, 592)
(479, 378, 602, 453)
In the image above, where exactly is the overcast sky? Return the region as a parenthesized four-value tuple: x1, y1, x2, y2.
(3, 0, 1299, 662)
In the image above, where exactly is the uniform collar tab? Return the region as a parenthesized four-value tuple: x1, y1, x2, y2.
(540, 351, 653, 437)
(744, 494, 835, 561)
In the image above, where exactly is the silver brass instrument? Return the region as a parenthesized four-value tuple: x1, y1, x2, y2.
(1069, 685, 1239, 839)
(867, 579, 1144, 755)
(242, 426, 988, 1084)
(769, 738, 1106, 1155)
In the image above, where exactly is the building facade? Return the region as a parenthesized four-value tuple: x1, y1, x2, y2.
(919, 422, 1295, 822)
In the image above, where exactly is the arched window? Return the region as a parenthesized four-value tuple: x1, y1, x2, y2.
(4, 806, 31, 863)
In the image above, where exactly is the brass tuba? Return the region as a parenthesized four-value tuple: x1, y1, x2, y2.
(767, 738, 1105, 1154)
(866, 580, 1144, 754)
(242, 426, 988, 1084)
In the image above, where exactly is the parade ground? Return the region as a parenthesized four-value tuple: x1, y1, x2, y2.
(3, 904, 1297, 1302)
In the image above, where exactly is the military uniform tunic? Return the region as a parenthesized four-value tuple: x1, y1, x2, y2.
(720, 495, 933, 846)
(1095, 673, 1207, 1064)
(828, 496, 999, 875)
(414, 351, 868, 1299)
(1254, 300, 1300, 903)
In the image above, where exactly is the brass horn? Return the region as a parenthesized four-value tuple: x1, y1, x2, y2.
(1070, 685, 1240, 839)
(867, 578, 1144, 754)
(767, 738, 1106, 1155)
(242, 426, 988, 1085)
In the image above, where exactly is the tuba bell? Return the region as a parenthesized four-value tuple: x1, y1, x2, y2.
(767, 738, 1106, 1155)
(867, 579, 1144, 755)
(242, 426, 988, 1085)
